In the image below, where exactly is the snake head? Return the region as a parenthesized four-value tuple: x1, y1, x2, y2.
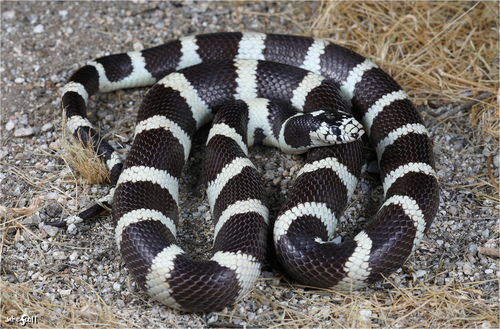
(308, 109, 365, 145)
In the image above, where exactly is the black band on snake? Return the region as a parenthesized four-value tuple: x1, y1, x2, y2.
(56, 32, 439, 312)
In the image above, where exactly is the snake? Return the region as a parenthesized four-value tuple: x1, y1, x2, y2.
(58, 32, 440, 312)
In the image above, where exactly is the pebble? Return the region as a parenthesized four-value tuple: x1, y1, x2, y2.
(482, 322, 492, 329)
(97, 110, 109, 120)
(45, 202, 62, 217)
(468, 243, 478, 254)
(41, 122, 54, 132)
(359, 309, 372, 322)
(14, 127, 39, 137)
(70, 251, 79, 261)
(46, 192, 59, 200)
(462, 262, 473, 275)
(60, 289, 71, 296)
(19, 115, 28, 125)
(41, 241, 49, 251)
(5, 121, 15, 131)
(3, 10, 15, 20)
(493, 154, 500, 167)
(53, 251, 66, 260)
(33, 24, 44, 33)
(115, 299, 125, 308)
(133, 42, 144, 51)
(41, 224, 59, 237)
(67, 224, 78, 234)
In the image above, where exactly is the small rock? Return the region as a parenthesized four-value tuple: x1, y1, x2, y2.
(70, 251, 79, 261)
(115, 299, 125, 308)
(97, 110, 108, 120)
(113, 283, 121, 291)
(40, 224, 59, 237)
(24, 213, 38, 225)
(46, 202, 62, 217)
(468, 243, 478, 254)
(493, 154, 500, 168)
(133, 42, 144, 51)
(67, 223, 78, 234)
(14, 127, 39, 137)
(53, 251, 66, 260)
(41, 122, 53, 132)
(481, 321, 492, 329)
(41, 241, 49, 251)
(33, 24, 44, 33)
(46, 192, 59, 200)
(359, 309, 372, 322)
(19, 115, 28, 125)
(3, 10, 15, 20)
(463, 262, 473, 275)
(5, 121, 15, 131)
(60, 289, 71, 296)
(14, 77, 25, 84)
(49, 140, 61, 150)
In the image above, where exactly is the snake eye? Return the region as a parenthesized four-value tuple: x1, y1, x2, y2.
(321, 109, 346, 121)
(326, 112, 336, 120)
(317, 109, 333, 120)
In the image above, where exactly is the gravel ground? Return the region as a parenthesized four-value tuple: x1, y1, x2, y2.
(1, 1, 498, 328)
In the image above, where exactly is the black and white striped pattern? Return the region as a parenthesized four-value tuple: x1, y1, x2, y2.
(58, 32, 440, 312)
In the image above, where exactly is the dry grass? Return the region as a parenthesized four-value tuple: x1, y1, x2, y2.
(222, 277, 499, 328)
(1, 279, 130, 328)
(303, 1, 499, 203)
(58, 110, 110, 185)
(1, 1, 498, 328)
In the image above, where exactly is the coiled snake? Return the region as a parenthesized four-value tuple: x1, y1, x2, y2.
(57, 32, 439, 312)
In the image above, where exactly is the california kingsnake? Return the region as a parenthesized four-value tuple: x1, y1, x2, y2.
(58, 32, 439, 312)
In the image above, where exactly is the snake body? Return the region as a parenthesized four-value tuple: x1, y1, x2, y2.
(60, 32, 439, 312)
